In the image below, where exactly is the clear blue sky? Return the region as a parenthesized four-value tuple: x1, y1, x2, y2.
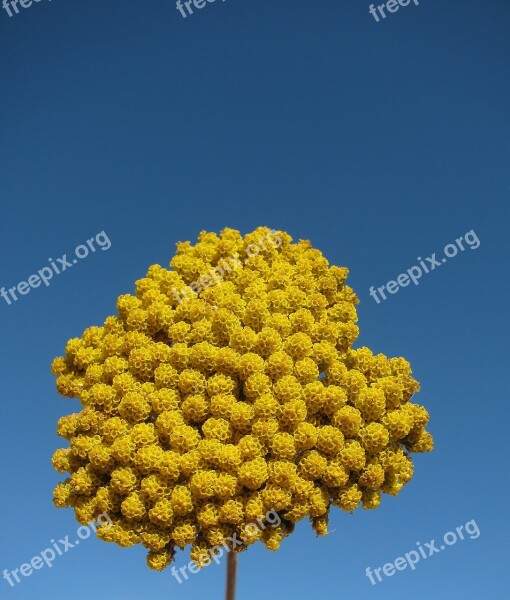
(0, 1, 508, 599)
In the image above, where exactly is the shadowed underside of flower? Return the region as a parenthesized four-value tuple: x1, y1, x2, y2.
(50, 226, 433, 572)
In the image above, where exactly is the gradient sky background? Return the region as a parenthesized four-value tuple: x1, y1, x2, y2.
(1, 1, 509, 599)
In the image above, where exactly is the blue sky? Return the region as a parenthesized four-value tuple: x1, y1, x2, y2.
(0, 1, 509, 599)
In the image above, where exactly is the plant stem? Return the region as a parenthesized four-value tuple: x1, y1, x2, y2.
(225, 551, 237, 600)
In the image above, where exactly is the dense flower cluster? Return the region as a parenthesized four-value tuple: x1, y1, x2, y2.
(51, 226, 433, 571)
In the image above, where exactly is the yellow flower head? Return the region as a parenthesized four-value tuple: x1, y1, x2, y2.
(51, 227, 433, 571)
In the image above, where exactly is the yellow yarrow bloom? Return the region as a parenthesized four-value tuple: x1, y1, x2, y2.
(51, 227, 433, 571)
